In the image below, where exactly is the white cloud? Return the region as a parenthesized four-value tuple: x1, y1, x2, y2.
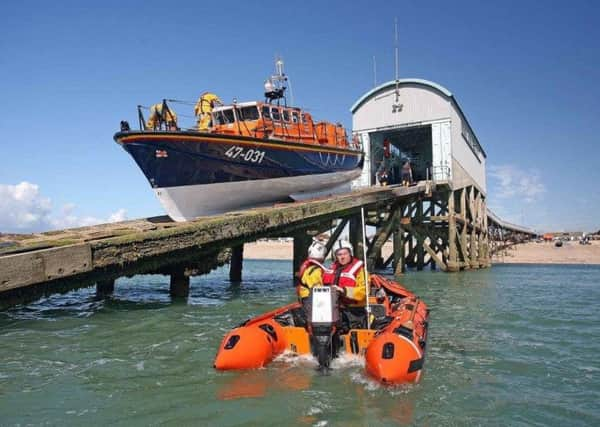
(0, 181, 127, 233)
(488, 164, 546, 203)
(107, 208, 127, 223)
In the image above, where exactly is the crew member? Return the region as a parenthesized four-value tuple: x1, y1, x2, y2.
(194, 92, 222, 131)
(296, 240, 329, 312)
(146, 102, 178, 131)
(322, 240, 368, 330)
(401, 160, 413, 187)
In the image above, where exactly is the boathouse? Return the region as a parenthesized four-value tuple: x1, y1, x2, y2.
(351, 79, 486, 193)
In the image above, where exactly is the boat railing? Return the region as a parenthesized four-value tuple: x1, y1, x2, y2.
(126, 99, 362, 153)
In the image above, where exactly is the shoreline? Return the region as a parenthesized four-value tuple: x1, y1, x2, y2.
(243, 240, 600, 265)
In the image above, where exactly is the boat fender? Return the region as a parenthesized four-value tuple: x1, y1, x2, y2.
(382, 342, 395, 359)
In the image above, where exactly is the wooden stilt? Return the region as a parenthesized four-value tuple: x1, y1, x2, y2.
(349, 214, 364, 262)
(447, 190, 459, 272)
(96, 279, 115, 297)
(170, 270, 190, 298)
(394, 213, 406, 276)
(293, 231, 312, 275)
(229, 244, 244, 282)
(416, 199, 424, 271)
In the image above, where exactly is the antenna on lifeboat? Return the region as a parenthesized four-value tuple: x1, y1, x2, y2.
(264, 56, 288, 106)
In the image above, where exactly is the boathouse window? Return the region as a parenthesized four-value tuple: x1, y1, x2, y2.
(238, 106, 260, 121)
(301, 113, 309, 124)
(262, 106, 271, 120)
(214, 109, 236, 125)
(271, 107, 281, 121)
(292, 111, 299, 123)
(282, 110, 290, 122)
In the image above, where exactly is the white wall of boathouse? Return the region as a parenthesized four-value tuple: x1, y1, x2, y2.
(350, 79, 487, 194)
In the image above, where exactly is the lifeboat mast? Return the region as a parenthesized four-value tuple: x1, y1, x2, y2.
(264, 58, 288, 107)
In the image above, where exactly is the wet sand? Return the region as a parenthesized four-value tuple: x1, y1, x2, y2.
(244, 240, 600, 265)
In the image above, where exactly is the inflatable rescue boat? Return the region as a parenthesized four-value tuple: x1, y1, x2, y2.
(214, 275, 429, 385)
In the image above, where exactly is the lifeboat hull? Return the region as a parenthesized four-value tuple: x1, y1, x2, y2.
(114, 131, 363, 221)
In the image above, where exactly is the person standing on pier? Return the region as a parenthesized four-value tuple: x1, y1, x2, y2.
(296, 240, 329, 312)
(322, 240, 368, 330)
(401, 160, 413, 186)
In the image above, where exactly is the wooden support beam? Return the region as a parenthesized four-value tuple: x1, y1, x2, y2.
(349, 215, 364, 263)
(447, 190, 459, 272)
(96, 279, 115, 297)
(460, 188, 469, 267)
(229, 244, 244, 282)
(416, 199, 424, 271)
(170, 270, 190, 298)
(456, 228, 470, 268)
(293, 231, 312, 275)
(366, 205, 402, 270)
(470, 189, 480, 269)
(393, 224, 405, 276)
(423, 241, 447, 271)
(324, 218, 348, 256)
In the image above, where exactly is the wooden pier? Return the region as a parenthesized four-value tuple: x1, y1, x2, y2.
(0, 182, 534, 308)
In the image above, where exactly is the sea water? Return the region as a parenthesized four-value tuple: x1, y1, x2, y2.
(1, 261, 599, 426)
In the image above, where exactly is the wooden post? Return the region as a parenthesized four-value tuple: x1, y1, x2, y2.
(416, 199, 424, 271)
(229, 244, 244, 282)
(393, 224, 405, 276)
(170, 270, 190, 298)
(482, 200, 491, 267)
(447, 190, 459, 272)
(460, 188, 469, 269)
(293, 231, 312, 275)
(470, 188, 479, 269)
(324, 218, 349, 257)
(349, 214, 364, 263)
(96, 279, 115, 297)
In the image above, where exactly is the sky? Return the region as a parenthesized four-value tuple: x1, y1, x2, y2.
(1, 0, 599, 233)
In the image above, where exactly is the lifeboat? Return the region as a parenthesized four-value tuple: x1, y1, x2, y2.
(214, 275, 429, 385)
(113, 59, 363, 221)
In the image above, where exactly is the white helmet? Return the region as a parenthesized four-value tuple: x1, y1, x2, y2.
(333, 239, 353, 257)
(308, 239, 327, 260)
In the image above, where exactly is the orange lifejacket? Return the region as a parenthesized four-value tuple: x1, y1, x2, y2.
(322, 258, 364, 304)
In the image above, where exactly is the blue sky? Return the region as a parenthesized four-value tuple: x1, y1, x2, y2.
(1, 0, 599, 233)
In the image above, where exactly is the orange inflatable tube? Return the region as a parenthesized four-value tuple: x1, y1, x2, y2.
(214, 305, 294, 370)
(365, 297, 428, 384)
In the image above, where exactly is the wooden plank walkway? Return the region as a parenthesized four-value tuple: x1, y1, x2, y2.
(0, 183, 431, 299)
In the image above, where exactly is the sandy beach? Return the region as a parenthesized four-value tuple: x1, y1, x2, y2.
(492, 240, 600, 265)
(243, 240, 600, 265)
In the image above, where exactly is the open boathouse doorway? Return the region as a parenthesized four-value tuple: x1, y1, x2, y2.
(366, 124, 436, 186)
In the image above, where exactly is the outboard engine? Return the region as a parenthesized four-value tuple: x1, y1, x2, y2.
(308, 286, 339, 371)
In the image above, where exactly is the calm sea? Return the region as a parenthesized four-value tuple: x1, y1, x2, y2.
(1, 261, 599, 426)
